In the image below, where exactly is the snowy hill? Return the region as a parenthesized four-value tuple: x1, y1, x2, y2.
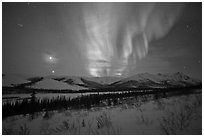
(2, 72, 201, 91)
(62, 76, 85, 85)
(84, 76, 123, 85)
(113, 72, 201, 88)
(30, 78, 87, 90)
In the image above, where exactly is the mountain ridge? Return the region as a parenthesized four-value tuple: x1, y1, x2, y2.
(2, 72, 201, 91)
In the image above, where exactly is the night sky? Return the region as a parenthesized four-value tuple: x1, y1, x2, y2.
(2, 2, 202, 79)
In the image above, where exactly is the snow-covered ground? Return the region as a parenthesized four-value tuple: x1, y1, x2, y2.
(118, 72, 201, 87)
(30, 78, 87, 90)
(84, 76, 123, 85)
(3, 72, 201, 91)
(2, 93, 201, 135)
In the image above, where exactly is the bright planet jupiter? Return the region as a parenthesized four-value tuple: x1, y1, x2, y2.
(3, 2, 202, 79)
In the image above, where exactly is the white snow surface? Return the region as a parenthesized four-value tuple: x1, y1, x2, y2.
(119, 72, 200, 86)
(85, 76, 123, 85)
(62, 76, 85, 85)
(3, 72, 201, 89)
(2, 93, 202, 135)
(31, 78, 87, 90)
(123, 73, 162, 83)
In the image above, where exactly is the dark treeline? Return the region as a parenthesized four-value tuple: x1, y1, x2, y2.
(2, 88, 199, 118)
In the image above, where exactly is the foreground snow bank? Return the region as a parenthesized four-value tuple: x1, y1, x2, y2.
(2, 93, 201, 135)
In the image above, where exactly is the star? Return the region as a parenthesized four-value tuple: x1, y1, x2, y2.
(49, 56, 53, 60)
(52, 70, 55, 73)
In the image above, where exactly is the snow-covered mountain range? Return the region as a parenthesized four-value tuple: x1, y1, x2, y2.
(2, 72, 201, 91)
